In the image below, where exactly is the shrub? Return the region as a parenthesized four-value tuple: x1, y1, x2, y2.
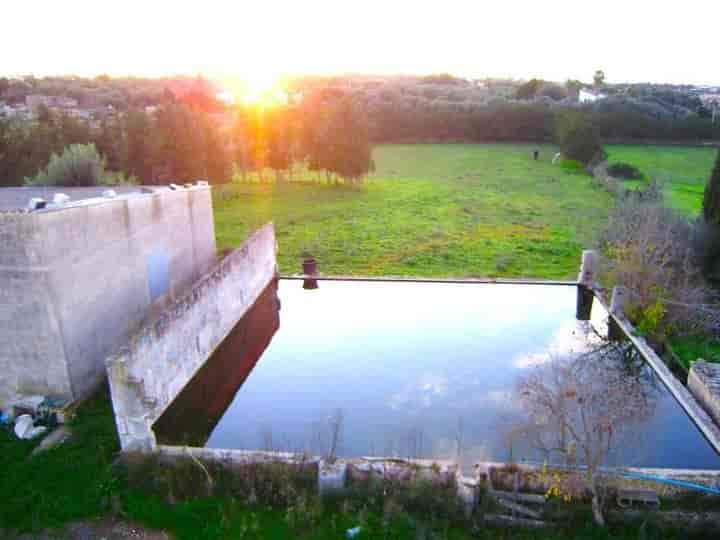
(26, 143, 108, 186)
(601, 201, 718, 337)
(560, 159, 586, 173)
(703, 149, 720, 226)
(607, 162, 644, 180)
(694, 219, 720, 283)
(555, 113, 605, 165)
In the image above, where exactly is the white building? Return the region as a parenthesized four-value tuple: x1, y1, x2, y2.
(579, 89, 607, 103)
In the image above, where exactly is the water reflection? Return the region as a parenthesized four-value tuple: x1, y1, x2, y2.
(505, 343, 661, 468)
(156, 280, 720, 470)
(153, 280, 280, 446)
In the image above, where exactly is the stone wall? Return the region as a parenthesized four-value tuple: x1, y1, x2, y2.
(689, 362, 720, 427)
(107, 223, 277, 451)
(0, 185, 217, 410)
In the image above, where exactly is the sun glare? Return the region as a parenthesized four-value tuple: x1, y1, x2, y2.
(240, 74, 285, 106)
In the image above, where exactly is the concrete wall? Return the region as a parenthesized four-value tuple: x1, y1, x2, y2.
(689, 362, 720, 427)
(107, 223, 277, 451)
(0, 186, 217, 410)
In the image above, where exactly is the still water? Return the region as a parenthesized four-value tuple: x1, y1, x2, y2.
(155, 279, 720, 470)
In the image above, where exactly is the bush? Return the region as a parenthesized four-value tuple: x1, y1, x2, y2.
(26, 143, 109, 186)
(703, 149, 720, 226)
(555, 113, 605, 165)
(560, 159, 586, 173)
(607, 162, 644, 180)
(601, 201, 718, 337)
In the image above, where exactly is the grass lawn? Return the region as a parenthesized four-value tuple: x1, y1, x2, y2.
(669, 335, 720, 370)
(214, 144, 613, 279)
(606, 144, 716, 215)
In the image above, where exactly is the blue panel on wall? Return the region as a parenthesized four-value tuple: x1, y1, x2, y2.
(146, 249, 170, 302)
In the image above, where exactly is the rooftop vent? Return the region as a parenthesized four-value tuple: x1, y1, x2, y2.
(27, 198, 47, 210)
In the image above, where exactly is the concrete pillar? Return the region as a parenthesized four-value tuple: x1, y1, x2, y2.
(608, 286, 628, 342)
(302, 258, 318, 290)
(576, 285, 594, 321)
(577, 250, 598, 287)
(610, 286, 628, 316)
(318, 460, 347, 495)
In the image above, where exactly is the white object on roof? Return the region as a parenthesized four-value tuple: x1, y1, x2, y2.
(102, 190, 117, 198)
(53, 193, 71, 205)
(27, 197, 47, 210)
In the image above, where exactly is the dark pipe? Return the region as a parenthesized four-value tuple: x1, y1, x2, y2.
(302, 257, 318, 289)
(575, 285, 594, 321)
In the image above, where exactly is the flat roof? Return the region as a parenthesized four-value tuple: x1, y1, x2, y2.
(0, 184, 209, 213)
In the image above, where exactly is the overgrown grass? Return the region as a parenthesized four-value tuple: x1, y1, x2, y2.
(668, 335, 720, 369)
(605, 144, 716, 215)
(215, 144, 613, 279)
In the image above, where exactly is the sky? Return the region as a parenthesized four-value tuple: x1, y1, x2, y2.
(2, 0, 719, 86)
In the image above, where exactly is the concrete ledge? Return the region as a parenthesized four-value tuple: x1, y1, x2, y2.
(689, 362, 720, 427)
(107, 223, 277, 451)
(281, 275, 576, 286)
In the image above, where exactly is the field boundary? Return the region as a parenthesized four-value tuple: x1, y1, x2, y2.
(280, 275, 575, 286)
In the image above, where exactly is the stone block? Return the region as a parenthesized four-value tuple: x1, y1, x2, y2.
(689, 362, 720, 427)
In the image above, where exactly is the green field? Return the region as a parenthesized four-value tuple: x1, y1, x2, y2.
(606, 144, 716, 214)
(215, 144, 613, 279)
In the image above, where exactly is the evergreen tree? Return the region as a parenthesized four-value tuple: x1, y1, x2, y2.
(325, 98, 372, 183)
(703, 149, 720, 226)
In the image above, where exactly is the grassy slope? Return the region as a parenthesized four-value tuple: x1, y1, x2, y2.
(606, 144, 716, 215)
(214, 144, 613, 279)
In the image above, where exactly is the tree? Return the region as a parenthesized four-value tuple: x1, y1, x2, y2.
(593, 70, 605, 88)
(324, 98, 373, 183)
(565, 79, 583, 100)
(555, 112, 605, 165)
(515, 79, 543, 100)
(231, 111, 250, 181)
(514, 343, 658, 526)
(703, 149, 720, 226)
(265, 106, 293, 182)
(26, 143, 108, 186)
(124, 110, 155, 182)
(201, 114, 232, 184)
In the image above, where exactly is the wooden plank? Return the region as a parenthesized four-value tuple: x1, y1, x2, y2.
(617, 489, 660, 508)
(488, 489, 546, 505)
(495, 498, 542, 519)
(484, 514, 552, 528)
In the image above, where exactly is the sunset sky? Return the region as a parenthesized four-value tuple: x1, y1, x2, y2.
(3, 0, 719, 86)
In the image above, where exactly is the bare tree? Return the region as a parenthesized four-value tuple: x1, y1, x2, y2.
(602, 201, 719, 335)
(327, 408, 344, 462)
(514, 343, 658, 526)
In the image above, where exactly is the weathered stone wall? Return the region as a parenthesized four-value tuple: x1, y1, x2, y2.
(0, 186, 217, 410)
(107, 224, 277, 451)
(689, 362, 720, 427)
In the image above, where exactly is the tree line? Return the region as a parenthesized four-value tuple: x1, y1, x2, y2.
(0, 91, 374, 187)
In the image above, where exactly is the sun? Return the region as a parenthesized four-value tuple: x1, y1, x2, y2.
(240, 73, 285, 106)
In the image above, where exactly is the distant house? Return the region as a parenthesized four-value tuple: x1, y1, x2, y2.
(25, 94, 80, 116)
(579, 89, 607, 103)
(700, 93, 720, 108)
